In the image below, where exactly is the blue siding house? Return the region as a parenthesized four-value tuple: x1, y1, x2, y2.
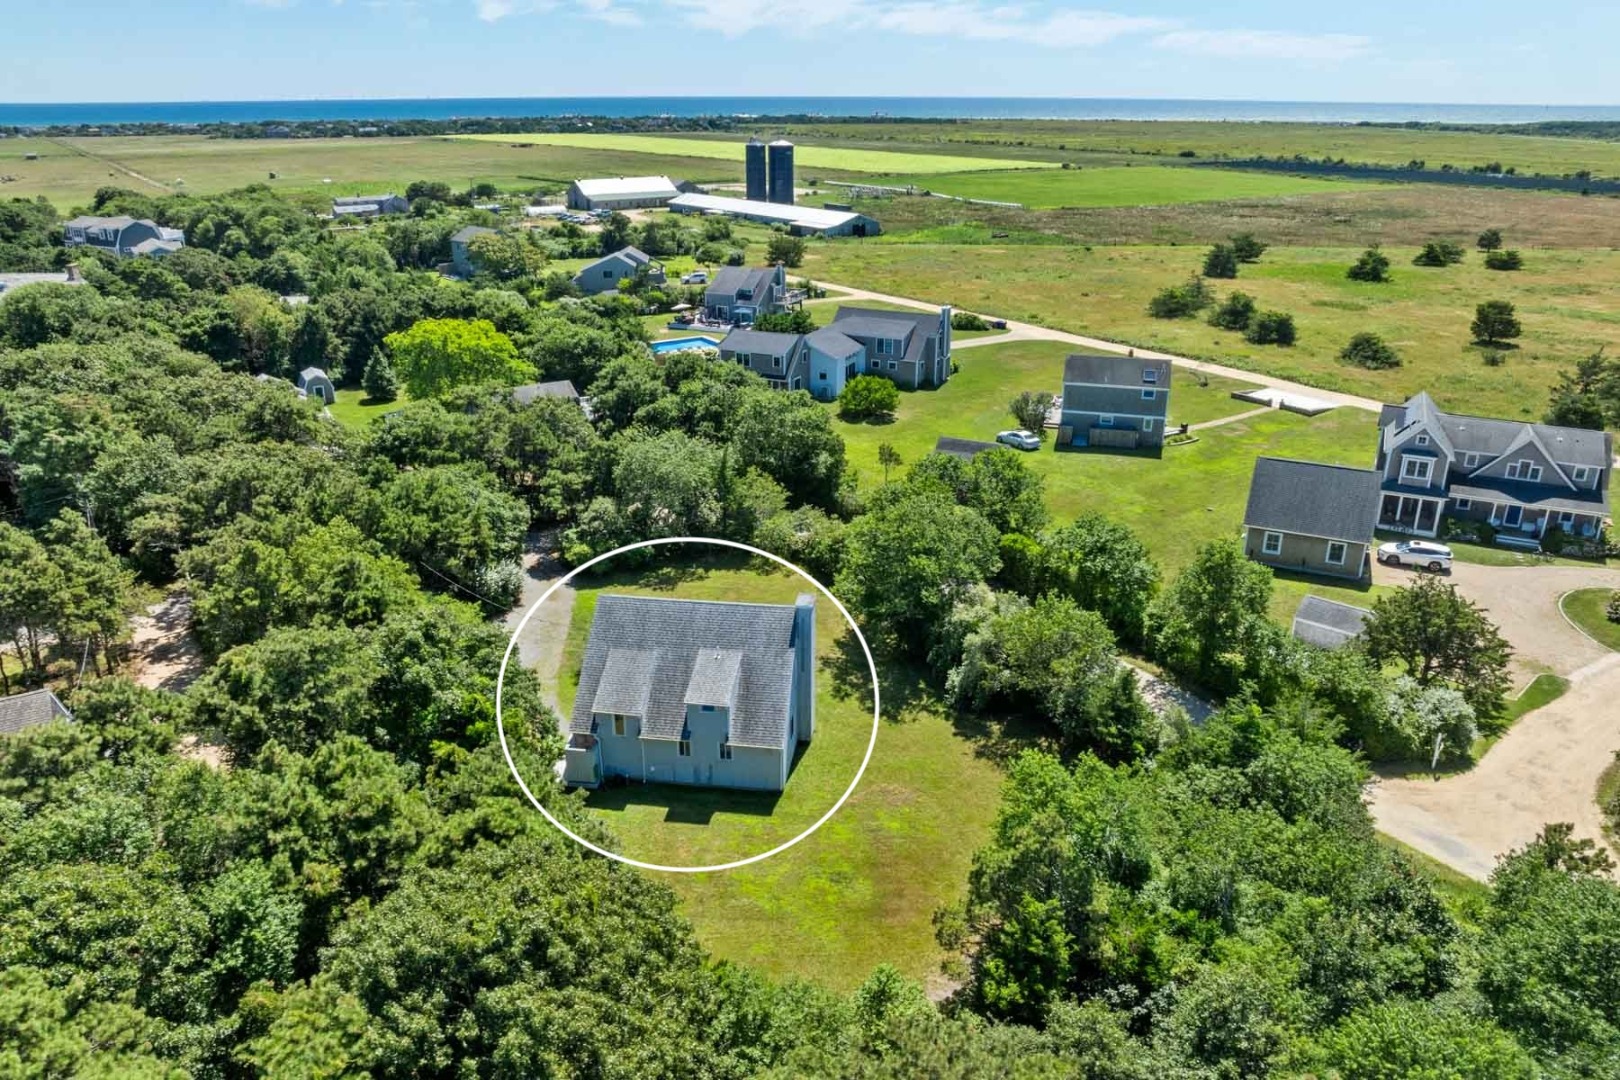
(563, 593, 816, 792)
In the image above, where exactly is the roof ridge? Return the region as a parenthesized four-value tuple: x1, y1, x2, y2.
(597, 592, 807, 612)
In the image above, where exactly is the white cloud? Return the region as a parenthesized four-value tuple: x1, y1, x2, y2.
(674, 0, 1171, 44)
(1153, 29, 1371, 62)
(476, 0, 516, 19)
(579, 0, 642, 26)
(670, 0, 863, 36)
(243, 0, 297, 8)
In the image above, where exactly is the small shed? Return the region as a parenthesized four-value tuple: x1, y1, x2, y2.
(296, 367, 336, 405)
(1291, 595, 1372, 650)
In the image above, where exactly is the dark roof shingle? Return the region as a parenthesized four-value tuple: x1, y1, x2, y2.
(1244, 457, 1380, 544)
(0, 689, 72, 736)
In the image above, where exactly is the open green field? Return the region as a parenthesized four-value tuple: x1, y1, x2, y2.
(803, 242, 1620, 423)
(898, 165, 1381, 209)
(832, 338, 1388, 620)
(754, 119, 1620, 178)
(1561, 588, 1620, 651)
(556, 563, 1007, 990)
(456, 132, 1059, 175)
(1, 134, 754, 209)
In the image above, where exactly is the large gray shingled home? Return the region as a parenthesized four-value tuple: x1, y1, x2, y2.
(716, 304, 953, 399)
(1060, 354, 1171, 449)
(1375, 391, 1611, 544)
(1243, 456, 1382, 580)
(62, 216, 185, 258)
(702, 264, 794, 324)
(563, 593, 816, 792)
(572, 246, 666, 296)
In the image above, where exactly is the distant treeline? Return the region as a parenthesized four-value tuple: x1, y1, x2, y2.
(1363, 120, 1620, 141)
(1199, 157, 1620, 192)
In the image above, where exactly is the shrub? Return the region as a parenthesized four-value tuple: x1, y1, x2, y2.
(1208, 291, 1257, 331)
(725, 249, 745, 266)
(1477, 227, 1503, 251)
(752, 310, 815, 334)
(766, 234, 806, 268)
(1340, 332, 1401, 370)
(1147, 276, 1214, 319)
(1481, 349, 1507, 367)
(1347, 245, 1391, 282)
(1484, 248, 1524, 271)
(1202, 244, 1239, 279)
(838, 374, 900, 420)
(1245, 311, 1297, 346)
(1607, 590, 1620, 624)
(1471, 300, 1521, 345)
(1229, 232, 1268, 262)
(1413, 241, 1465, 267)
(951, 311, 990, 331)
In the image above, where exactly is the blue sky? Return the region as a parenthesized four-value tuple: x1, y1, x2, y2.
(1, 0, 1611, 104)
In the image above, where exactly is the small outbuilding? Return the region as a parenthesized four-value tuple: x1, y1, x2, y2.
(1243, 457, 1382, 581)
(0, 688, 73, 736)
(1291, 595, 1372, 650)
(296, 366, 336, 405)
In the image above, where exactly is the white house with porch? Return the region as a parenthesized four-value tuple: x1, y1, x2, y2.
(1374, 392, 1611, 544)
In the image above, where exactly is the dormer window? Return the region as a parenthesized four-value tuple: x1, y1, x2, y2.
(1402, 457, 1433, 483)
(1505, 459, 1542, 482)
(612, 715, 626, 736)
(1415, 434, 1429, 446)
(1142, 368, 1159, 385)
(1463, 452, 1480, 468)
(1572, 466, 1592, 483)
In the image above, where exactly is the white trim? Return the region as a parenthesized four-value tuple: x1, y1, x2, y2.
(1097, 414, 1115, 427)
(1261, 530, 1284, 556)
(1401, 456, 1434, 485)
(1325, 540, 1348, 566)
(1143, 418, 1156, 432)
(1453, 498, 1472, 510)
(1061, 409, 1165, 422)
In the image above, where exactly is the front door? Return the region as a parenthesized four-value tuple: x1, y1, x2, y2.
(1502, 504, 1523, 528)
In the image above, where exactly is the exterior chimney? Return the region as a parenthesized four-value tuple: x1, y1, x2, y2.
(793, 593, 816, 743)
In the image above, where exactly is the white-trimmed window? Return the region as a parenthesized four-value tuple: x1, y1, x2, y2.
(677, 739, 691, 757)
(1415, 434, 1430, 446)
(1142, 368, 1159, 384)
(1098, 415, 1115, 427)
(1325, 541, 1348, 566)
(1505, 459, 1543, 482)
(1559, 510, 1576, 529)
(1572, 466, 1592, 483)
(1463, 452, 1481, 468)
(612, 715, 626, 737)
(720, 742, 733, 761)
(1142, 388, 1157, 400)
(886, 360, 897, 371)
(1143, 418, 1156, 432)
(1402, 457, 1433, 483)
(1454, 498, 1472, 511)
(772, 356, 781, 370)
(1262, 531, 1284, 556)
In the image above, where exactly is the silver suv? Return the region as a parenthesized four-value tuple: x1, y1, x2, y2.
(1377, 540, 1454, 572)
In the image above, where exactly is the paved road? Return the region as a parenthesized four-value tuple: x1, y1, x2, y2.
(815, 281, 1385, 414)
(1367, 560, 1620, 880)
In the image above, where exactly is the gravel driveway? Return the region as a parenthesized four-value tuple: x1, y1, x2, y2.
(1367, 559, 1620, 879)
(501, 532, 575, 734)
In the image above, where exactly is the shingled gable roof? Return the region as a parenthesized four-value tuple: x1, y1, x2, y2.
(0, 689, 72, 736)
(569, 594, 802, 749)
(1382, 392, 1610, 469)
(707, 265, 776, 298)
(1063, 353, 1171, 387)
(804, 327, 864, 357)
(1244, 457, 1381, 544)
(1291, 596, 1371, 650)
(719, 327, 803, 355)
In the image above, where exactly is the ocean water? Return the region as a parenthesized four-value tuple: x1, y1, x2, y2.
(3, 97, 1618, 127)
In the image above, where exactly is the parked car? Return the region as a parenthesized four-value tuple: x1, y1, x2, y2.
(1377, 540, 1453, 572)
(681, 271, 708, 285)
(996, 429, 1041, 451)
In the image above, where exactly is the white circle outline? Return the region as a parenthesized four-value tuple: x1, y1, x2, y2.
(495, 536, 881, 873)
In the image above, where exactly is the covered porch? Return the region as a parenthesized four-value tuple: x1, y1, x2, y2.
(1378, 492, 1444, 537)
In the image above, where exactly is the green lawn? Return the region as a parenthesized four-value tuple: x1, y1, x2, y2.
(803, 242, 1620, 423)
(895, 165, 1381, 209)
(557, 563, 1007, 990)
(329, 387, 407, 430)
(1561, 588, 1620, 650)
(835, 338, 1386, 620)
(455, 133, 1059, 176)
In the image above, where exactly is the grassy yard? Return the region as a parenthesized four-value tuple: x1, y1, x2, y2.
(895, 166, 1382, 209)
(328, 387, 407, 430)
(455, 133, 1058, 176)
(1561, 588, 1620, 651)
(834, 338, 1388, 620)
(556, 563, 1008, 990)
(803, 242, 1620, 423)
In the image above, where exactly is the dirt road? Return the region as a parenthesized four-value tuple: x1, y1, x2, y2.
(128, 592, 203, 692)
(1367, 561, 1620, 879)
(501, 533, 575, 732)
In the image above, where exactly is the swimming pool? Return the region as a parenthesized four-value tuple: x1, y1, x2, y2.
(650, 335, 721, 355)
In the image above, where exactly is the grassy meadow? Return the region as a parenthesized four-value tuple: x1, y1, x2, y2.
(455, 132, 1059, 175)
(803, 241, 1620, 422)
(555, 562, 1009, 990)
(897, 165, 1380, 208)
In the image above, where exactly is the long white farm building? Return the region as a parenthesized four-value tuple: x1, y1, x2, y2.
(668, 193, 880, 237)
(567, 176, 681, 211)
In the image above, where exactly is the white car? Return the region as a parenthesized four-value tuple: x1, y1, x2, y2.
(681, 271, 708, 285)
(1377, 540, 1454, 572)
(996, 429, 1041, 451)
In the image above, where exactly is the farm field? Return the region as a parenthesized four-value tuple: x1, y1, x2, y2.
(830, 338, 1388, 620)
(455, 132, 1060, 175)
(754, 119, 1620, 178)
(555, 563, 1007, 990)
(804, 241, 1620, 422)
(896, 165, 1381, 208)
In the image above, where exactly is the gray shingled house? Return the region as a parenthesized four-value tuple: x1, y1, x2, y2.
(717, 305, 952, 400)
(717, 328, 809, 391)
(1375, 391, 1611, 544)
(0, 689, 73, 736)
(449, 225, 497, 277)
(573, 246, 666, 296)
(702, 264, 792, 324)
(1243, 457, 1382, 580)
(563, 594, 816, 792)
(1291, 595, 1372, 650)
(1060, 354, 1171, 449)
(62, 216, 185, 258)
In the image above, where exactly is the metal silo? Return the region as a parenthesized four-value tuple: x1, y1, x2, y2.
(767, 139, 795, 205)
(745, 138, 768, 202)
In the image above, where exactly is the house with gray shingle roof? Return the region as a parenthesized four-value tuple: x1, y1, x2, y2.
(718, 327, 809, 391)
(1060, 353, 1171, 450)
(62, 216, 185, 258)
(572, 246, 665, 296)
(0, 689, 72, 736)
(827, 305, 953, 392)
(1291, 595, 1372, 650)
(1244, 456, 1381, 580)
(702, 264, 792, 324)
(1375, 391, 1612, 545)
(562, 593, 816, 791)
(449, 225, 498, 277)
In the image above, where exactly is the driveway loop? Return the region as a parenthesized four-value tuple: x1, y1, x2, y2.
(496, 536, 882, 874)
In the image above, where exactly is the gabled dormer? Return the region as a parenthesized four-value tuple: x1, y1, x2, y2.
(1471, 428, 1575, 490)
(684, 648, 743, 739)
